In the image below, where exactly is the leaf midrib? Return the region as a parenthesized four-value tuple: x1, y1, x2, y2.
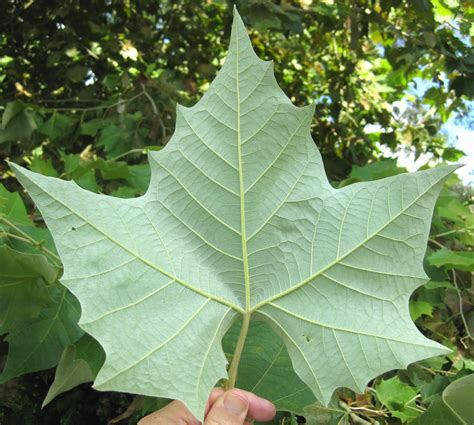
(235, 32, 251, 314)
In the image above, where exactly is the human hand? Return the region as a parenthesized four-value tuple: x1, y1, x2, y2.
(138, 388, 276, 425)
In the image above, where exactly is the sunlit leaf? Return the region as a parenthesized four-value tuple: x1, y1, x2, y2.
(9, 10, 454, 420)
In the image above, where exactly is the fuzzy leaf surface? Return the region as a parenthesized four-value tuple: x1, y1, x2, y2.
(10, 10, 453, 420)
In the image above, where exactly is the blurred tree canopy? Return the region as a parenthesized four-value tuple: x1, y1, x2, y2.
(0, 0, 472, 186)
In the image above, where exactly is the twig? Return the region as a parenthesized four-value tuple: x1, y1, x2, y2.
(428, 238, 446, 250)
(434, 227, 474, 238)
(339, 401, 371, 424)
(109, 148, 150, 161)
(0, 231, 32, 245)
(451, 269, 473, 346)
(0, 217, 61, 264)
(141, 83, 159, 115)
(349, 406, 388, 416)
(419, 366, 456, 376)
(35, 98, 103, 104)
(158, 114, 167, 140)
(40, 92, 144, 112)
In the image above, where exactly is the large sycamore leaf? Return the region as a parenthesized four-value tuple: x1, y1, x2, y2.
(10, 10, 454, 420)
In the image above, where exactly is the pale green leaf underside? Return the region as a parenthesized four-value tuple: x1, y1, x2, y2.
(10, 10, 454, 420)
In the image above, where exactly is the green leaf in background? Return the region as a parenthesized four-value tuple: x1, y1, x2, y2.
(412, 374, 474, 425)
(0, 183, 57, 256)
(9, 10, 455, 420)
(97, 124, 124, 156)
(442, 374, 474, 424)
(423, 280, 453, 290)
(89, 158, 131, 180)
(42, 334, 105, 407)
(30, 156, 59, 177)
(302, 398, 349, 425)
(0, 245, 55, 332)
(9, 225, 57, 257)
(66, 65, 88, 83)
(436, 199, 470, 227)
(0, 286, 83, 383)
(0, 183, 31, 225)
(415, 280, 453, 310)
(418, 374, 450, 404)
(427, 249, 474, 272)
(410, 300, 434, 321)
(223, 320, 315, 413)
(60, 152, 100, 192)
(340, 158, 407, 186)
(108, 186, 139, 198)
(80, 118, 105, 137)
(0, 100, 37, 144)
(376, 376, 420, 421)
(125, 164, 151, 193)
(463, 218, 474, 246)
(37, 114, 74, 142)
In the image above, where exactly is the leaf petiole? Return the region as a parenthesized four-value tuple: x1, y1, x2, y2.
(224, 312, 251, 390)
(0, 216, 61, 265)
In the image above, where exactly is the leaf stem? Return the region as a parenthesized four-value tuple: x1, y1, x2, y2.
(419, 366, 456, 376)
(451, 269, 473, 344)
(0, 216, 61, 264)
(225, 312, 251, 390)
(41, 92, 144, 112)
(433, 227, 473, 238)
(428, 238, 445, 250)
(0, 231, 28, 243)
(109, 148, 150, 161)
(140, 84, 158, 115)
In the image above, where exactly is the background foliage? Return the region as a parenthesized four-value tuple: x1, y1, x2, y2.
(0, 0, 472, 424)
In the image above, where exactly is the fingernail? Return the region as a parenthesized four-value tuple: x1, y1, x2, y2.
(224, 392, 248, 416)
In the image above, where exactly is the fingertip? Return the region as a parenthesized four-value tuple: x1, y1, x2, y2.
(230, 389, 276, 421)
(210, 387, 225, 404)
(252, 397, 276, 421)
(205, 387, 225, 415)
(223, 390, 250, 416)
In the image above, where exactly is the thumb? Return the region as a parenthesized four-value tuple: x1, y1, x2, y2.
(204, 390, 249, 425)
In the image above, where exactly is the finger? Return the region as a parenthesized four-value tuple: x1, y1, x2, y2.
(204, 390, 249, 425)
(138, 400, 199, 425)
(230, 389, 276, 422)
(204, 387, 225, 416)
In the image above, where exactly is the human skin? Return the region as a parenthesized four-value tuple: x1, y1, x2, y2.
(138, 388, 276, 425)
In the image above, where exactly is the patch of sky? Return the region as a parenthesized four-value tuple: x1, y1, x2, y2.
(365, 76, 472, 184)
